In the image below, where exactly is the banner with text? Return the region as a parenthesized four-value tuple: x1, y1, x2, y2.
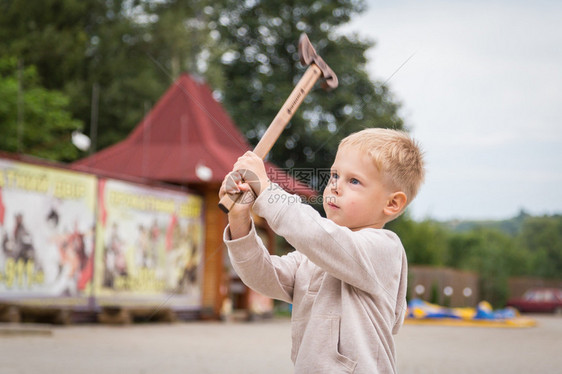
(0, 159, 97, 304)
(95, 178, 204, 309)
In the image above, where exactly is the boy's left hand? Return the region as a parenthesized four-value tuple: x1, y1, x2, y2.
(233, 151, 270, 196)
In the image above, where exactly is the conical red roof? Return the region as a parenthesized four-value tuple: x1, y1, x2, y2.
(72, 74, 314, 196)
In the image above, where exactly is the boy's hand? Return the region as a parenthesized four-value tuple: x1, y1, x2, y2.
(232, 151, 271, 196)
(219, 171, 253, 239)
(219, 170, 254, 217)
(218, 151, 270, 239)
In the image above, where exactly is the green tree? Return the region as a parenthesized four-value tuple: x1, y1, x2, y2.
(208, 0, 404, 187)
(0, 0, 94, 91)
(387, 214, 449, 266)
(518, 215, 562, 278)
(0, 0, 172, 152)
(0, 57, 82, 160)
(1, 0, 404, 167)
(64, 0, 168, 150)
(447, 228, 531, 307)
(146, 0, 215, 79)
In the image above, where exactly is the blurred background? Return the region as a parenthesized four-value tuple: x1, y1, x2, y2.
(0, 0, 560, 316)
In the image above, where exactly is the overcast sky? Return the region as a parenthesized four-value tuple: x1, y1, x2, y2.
(344, 0, 562, 221)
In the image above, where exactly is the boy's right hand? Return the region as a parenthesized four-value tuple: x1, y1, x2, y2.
(219, 171, 254, 238)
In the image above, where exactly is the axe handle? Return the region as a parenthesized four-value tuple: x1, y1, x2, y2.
(253, 64, 322, 158)
(218, 63, 322, 213)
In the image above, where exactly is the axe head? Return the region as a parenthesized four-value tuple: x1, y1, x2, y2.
(298, 33, 338, 90)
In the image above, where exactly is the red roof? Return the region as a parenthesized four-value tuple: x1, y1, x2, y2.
(72, 74, 314, 197)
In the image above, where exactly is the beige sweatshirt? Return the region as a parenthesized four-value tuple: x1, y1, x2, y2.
(224, 185, 408, 374)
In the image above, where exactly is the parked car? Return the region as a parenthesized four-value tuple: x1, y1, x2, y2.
(506, 288, 562, 314)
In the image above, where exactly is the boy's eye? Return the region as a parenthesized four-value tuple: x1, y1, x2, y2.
(331, 172, 339, 180)
(350, 178, 360, 185)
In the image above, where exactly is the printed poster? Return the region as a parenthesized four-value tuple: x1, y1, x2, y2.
(0, 159, 97, 304)
(95, 178, 204, 309)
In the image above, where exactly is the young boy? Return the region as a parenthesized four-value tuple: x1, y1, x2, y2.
(220, 128, 425, 373)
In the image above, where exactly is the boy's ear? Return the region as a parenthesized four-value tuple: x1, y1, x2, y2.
(384, 192, 408, 217)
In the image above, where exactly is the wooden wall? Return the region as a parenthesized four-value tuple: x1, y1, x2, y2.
(200, 189, 228, 318)
(409, 265, 480, 307)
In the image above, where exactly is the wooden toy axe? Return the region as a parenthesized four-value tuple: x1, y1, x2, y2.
(218, 33, 338, 213)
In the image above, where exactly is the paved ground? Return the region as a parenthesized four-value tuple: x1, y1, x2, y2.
(396, 315, 561, 374)
(1, 315, 560, 373)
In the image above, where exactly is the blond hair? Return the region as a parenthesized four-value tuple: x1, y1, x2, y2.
(339, 128, 425, 204)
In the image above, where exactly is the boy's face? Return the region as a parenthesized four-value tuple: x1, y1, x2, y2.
(323, 146, 394, 230)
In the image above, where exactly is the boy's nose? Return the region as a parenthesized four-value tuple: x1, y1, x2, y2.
(330, 180, 339, 195)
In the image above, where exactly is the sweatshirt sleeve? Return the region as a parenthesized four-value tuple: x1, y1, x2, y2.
(253, 184, 406, 299)
(224, 220, 302, 304)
